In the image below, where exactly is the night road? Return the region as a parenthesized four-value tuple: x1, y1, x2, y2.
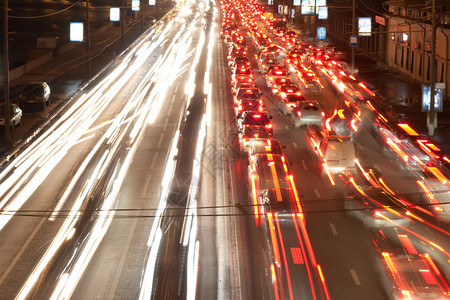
(0, 0, 449, 299)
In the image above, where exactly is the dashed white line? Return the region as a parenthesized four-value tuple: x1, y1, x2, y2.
(150, 152, 159, 169)
(292, 142, 298, 148)
(163, 117, 169, 130)
(157, 134, 165, 148)
(171, 94, 176, 104)
(350, 269, 362, 286)
(314, 188, 321, 198)
(168, 103, 173, 115)
(285, 125, 290, 131)
(329, 223, 338, 236)
(302, 162, 308, 170)
(141, 174, 152, 198)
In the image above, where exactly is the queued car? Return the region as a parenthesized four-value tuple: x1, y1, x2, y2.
(231, 82, 256, 96)
(239, 126, 271, 152)
(278, 94, 306, 116)
(237, 111, 273, 136)
(291, 100, 325, 127)
(259, 58, 278, 74)
(231, 66, 253, 83)
(0, 103, 22, 130)
(269, 77, 292, 94)
(275, 84, 301, 99)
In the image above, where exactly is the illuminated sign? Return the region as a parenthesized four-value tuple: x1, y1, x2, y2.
(318, 6, 328, 19)
(422, 84, 443, 112)
(132, 0, 140, 11)
(358, 17, 371, 36)
(301, 0, 326, 15)
(149, 0, 156, 5)
(294, 0, 301, 5)
(110, 8, 120, 21)
(402, 33, 408, 42)
(317, 26, 326, 40)
(70, 22, 83, 42)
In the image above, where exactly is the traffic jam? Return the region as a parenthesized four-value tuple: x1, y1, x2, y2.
(221, 0, 450, 299)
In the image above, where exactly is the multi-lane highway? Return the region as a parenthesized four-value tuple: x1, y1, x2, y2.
(0, 0, 449, 299)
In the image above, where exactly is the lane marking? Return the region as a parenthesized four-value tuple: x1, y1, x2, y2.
(150, 152, 159, 169)
(141, 174, 152, 198)
(163, 117, 169, 131)
(302, 162, 308, 170)
(314, 188, 321, 198)
(329, 223, 338, 236)
(157, 134, 165, 148)
(108, 212, 140, 299)
(292, 142, 298, 148)
(0, 217, 46, 286)
(168, 103, 173, 115)
(171, 94, 176, 104)
(350, 269, 362, 286)
(285, 125, 290, 131)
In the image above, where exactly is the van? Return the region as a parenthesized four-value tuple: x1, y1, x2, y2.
(318, 135, 356, 173)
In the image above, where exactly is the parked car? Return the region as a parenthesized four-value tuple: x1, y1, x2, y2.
(0, 103, 22, 130)
(19, 82, 50, 110)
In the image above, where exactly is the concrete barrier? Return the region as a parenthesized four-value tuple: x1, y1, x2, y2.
(25, 51, 53, 73)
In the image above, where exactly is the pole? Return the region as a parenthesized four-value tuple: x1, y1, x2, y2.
(86, 0, 90, 73)
(3, 0, 10, 139)
(121, 0, 125, 47)
(428, 0, 437, 136)
(351, 0, 355, 73)
(313, 0, 317, 45)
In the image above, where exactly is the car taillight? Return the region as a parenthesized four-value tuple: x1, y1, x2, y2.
(321, 111, 325, 117)
(296, 111, 302, 117)
(266, 123, 273, 129)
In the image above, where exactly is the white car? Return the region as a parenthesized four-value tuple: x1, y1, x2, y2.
(0, 103, 22, 130)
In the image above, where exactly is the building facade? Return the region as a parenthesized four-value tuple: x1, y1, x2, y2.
(385, 0, 450, 99)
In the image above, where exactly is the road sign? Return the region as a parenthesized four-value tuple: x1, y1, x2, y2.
(350, 36, 357, 47)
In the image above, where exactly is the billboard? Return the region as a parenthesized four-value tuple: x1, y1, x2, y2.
(110, 8, 120, 21)
(317, 26, 326, 40)
(132, 0, 140, 11)
(422, 84, 443, 112)
(318, 6, 328, 19)
(294, 0, 301, 6)
(358, 17, 371, 36)
(301, 0, 326, 15)
(70, 22, 83, 42)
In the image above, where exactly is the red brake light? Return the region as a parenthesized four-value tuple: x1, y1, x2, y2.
(253, 114, 262, 119)
(266, 123, 273, 128)
(296, 111, 302, 117)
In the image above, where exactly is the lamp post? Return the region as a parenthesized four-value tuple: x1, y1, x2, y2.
(86, 0, 91, 73)
(351, 0, 355, 73)
(3, 0, 10, 139)
(428, 0, 437, 135)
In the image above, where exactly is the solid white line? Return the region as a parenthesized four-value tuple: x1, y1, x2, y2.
(329, 223, 338, 236)
(350, 269, 362, 286)
(314, 188, 321, 198)
(157, 134, 165, 148)
(141, 174, 152, 198)
(292, 142, 298, 148)
(150, 152, 159, 169)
